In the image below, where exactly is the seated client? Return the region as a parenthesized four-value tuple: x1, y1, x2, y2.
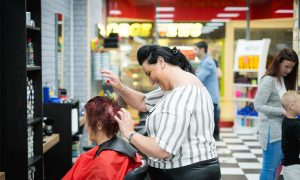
(63, 96, 142, 180)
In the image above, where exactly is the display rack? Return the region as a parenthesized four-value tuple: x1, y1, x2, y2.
(0, 0, 43, 179)
(233, 39, 271, 134)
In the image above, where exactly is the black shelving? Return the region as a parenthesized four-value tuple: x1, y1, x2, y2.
(27, 117, 42, 126)
(26, 25, 41, 31)
(27, 65, 41, 71)
(0, 0, 43, 179)
(44, 101, 80, 179)
(28, 155, 42, 167)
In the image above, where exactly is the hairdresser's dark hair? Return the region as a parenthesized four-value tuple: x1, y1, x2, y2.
(263, 48, 298, 90)
(137, 44, 195, 74)
(194, 41, 208, 53)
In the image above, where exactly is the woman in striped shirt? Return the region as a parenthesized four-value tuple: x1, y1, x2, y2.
(101, 45, 220, 179)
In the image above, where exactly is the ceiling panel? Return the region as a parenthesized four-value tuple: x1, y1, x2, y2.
(107, 0, 293, 21)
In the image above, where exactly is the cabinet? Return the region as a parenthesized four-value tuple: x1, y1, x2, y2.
(0, 0, 43, 179)
(43, 101, 80, 180)
(233, 39, 271, 134)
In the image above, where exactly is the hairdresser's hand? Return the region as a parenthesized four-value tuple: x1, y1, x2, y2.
(114, 108, 135, 139)
(100, 69, 124, 91)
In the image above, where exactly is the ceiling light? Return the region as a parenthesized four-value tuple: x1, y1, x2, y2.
(224, 7, 249, 11)
(156, 7, 175, 12)
(202, 26, 218, 30)
(206, 22, 224, 26)
(156, 14, 174, 18)
(109, 10, 121, 15)
(275, 9, 293, 13)
(217, 13, 239, 18)
(201, 30, 213, 34)
(156, 19, 174, 23)
(211, 18, 230, 22)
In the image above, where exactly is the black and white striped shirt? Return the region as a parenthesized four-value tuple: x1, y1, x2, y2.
(144, 85, 217, 169)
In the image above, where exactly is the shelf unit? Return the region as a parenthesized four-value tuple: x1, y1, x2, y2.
(233, 39, 271, 134)
(0, 0, 43, 179)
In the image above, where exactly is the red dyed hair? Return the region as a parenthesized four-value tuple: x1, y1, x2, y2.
(84, 96, 121, 137)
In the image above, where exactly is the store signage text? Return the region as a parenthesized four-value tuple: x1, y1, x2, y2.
(157, 23, 203, 38)
(100, 23, 204, 38)
(106, 23, 153, 37)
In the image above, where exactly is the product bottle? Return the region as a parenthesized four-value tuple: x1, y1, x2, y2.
(27, 38, 34, 66)
(43, 82, 50, 104)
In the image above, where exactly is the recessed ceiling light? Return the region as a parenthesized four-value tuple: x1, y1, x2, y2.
(156, 14, 174, 18)
(217, 13, 239, 18)
(275, 9, 293, 13)
(201, 30, 213, 34)
(156, 19, 174, 23)
(202, 26, 218, 30)
(206, 22, 224, 26)
(224, 7, 249, 11)
(156, 7, 175, 12)
(211, 18, 230, 22)
(109, 10, 121, 15)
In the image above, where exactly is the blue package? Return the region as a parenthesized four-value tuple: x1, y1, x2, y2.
(50, 97, 60, 103)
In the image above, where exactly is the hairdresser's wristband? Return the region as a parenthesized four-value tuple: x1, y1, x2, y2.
(119, 84, 127, 95)
(128, 131, 137, 144)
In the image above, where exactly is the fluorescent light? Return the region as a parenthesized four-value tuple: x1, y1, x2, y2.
(156, 14, 174, 18)
(201, 30, 213, 34)
(206, 22, 224, 26)
(202, 26, 218, 30)
(109, 10, 121, 15)
(211, 18, 230, 22)
(156, 19, 174, 23)
(275, 9, 293, 13)
(156, 7, 175, 12)
(217, 13, 239, 18)
(224, 6, 249, 11)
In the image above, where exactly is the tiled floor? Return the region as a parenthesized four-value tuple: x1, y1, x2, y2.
(218, 128, 262, 180)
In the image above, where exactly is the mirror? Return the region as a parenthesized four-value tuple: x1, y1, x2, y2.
(55, 13, 64, 90)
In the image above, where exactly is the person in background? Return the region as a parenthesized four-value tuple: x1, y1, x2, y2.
(214, 59, 223, 80)
(254, 48, 299, 180)
(101, 44, 221, 179)
(281, 90, 300, 180)
(63, 96, 142, 180)
(194, 41, 220, 140)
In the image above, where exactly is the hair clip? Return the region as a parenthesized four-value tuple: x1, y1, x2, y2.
(172, 47, 179, 55)
(148, 52, 153, 60)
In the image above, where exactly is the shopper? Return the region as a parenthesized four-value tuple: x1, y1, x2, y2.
(193, 41, 220, 140)
(63, 96, 143, 180)
(214, 59, 223, 79)
(281, 90, 300, 180)
(101, 44, 221, 179)
(254, 48, 299, 180)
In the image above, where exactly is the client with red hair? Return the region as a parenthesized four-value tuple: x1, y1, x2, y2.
(63, 96, 142, 180)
